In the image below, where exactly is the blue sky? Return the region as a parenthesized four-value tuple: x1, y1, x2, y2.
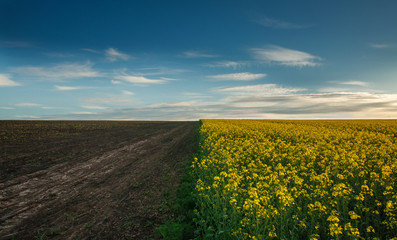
(1, 0, 396, 120)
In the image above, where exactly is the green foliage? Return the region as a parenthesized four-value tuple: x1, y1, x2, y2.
(157, 222, 184, 240)
(156, 124, 200, 240)
(156, 163, 197, 239)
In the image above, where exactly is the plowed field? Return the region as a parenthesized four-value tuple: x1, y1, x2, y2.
(0, 121, 198, 239)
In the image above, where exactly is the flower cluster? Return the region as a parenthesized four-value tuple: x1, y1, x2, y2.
(192, 120, 397, 239)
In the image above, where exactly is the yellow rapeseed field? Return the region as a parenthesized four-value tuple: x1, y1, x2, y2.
(192, 119, 397, 239)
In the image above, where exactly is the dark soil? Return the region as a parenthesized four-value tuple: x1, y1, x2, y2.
(0, 121, 198, 239)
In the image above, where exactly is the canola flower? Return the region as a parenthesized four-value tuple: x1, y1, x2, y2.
(192, 119, 397, 239)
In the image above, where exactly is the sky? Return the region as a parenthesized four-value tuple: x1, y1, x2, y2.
(0, 0, 397, 120)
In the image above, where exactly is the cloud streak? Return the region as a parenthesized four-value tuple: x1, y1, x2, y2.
(181, 50, 217, 58)
(84, 95, 140, 106)
(205, 61, 249, 69)
(105, 48, 130, 61)
(251, 46, 321, 67)
(11, 63, 101, 80)
(337, 81, 368, 87)
(54, 85, 89, 91)
(0, 41, 31, 48)
(81, 105, 108, 110)
(370, 43, 389, 49)
(115, 75, 167, 85)
(208, 72, 267, 81)
(254, 17, 311, 29)
(214, 83, 305, 95)
(15, 103, 41, 107)
(38, 90, 397, 120)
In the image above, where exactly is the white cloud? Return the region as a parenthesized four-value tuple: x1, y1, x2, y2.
(115, 75, 166, 84)
(251, 46, 321, 67)
(111, 80, 122, 85)
(72, 112, 96, 115)
(12, 63, 101, 80)
(105, 48, 130, 61)
(148, 101, 198, 108)
(254, 17, 310, 29)
(0, 106, 14, 110)
(84, 95, 139, 106)
(208, 72, 267, 81)
(181, 50, 217, 58)
(370, 43, 389, 49)
(122, 90, 134, 95)
(81, 48, 101, 54)
(317, 87, 349, 93)
(137, 67, 188, 76)
(81, 105, 108, 110)
(54, 85, 87, 91)
(46, 90, 397, 120)
(337, 81, 368, 87)
(160, 77, 178, 81)
(214, 83, 305, 96)
(15, 103, 41, 107)
(34, 89, 397, 120)
(15, 115, 40, 119)
(205, 61, 248, 69)
(0, 74, 20, 87)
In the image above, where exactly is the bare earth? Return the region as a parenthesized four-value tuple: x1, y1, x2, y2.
(0, 121, 197, 239)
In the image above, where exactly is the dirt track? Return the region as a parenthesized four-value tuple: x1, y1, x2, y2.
(0, 121, 197, 239)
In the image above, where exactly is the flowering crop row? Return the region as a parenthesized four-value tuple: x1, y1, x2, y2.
(192, 120, 397, 239)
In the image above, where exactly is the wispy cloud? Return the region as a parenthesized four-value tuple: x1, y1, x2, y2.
(81, 48, 101, 54)
(84, 95, 140, 106)
(205, 61, 248, 69)
(105, 48, 130, 61)
(180, 50, 217, 58)
(251, 45, 321, 67)
(208, 72, 267, 81)
(11, 63, 101, 81)
(0, 41, 31, 48)
(336, 81, 368, 87)
(0, 106, 14, 110)
(214, 83, 305, 96)
(147, 101, 198, 108)
(182, 92, 212, 99)
(111, 80, 122, 85)
(15, 115, 40, 119)
(44, 52, 74, 58)
(54, 85, 89, 91)
(217, 92, 397, 117)
(81, 105, 108, 110)
(254, 17, 311, 29)
(0, 74, 20, 87)
(136, 67, 188, 76)
(15, 103, 41, 107)
(14, 102, 57, 110)
(115, 75, 167, 85)
(370, 43, 389, 49)
(317, 87, 349, 93)
(41, 90, 397, 120)
(122, 90, 134, 95)
(72, 112, 96, 115)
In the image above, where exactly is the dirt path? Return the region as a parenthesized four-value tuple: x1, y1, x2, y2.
(0, 122, 197, 239)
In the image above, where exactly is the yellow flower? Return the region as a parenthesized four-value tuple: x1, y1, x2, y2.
(367, 226, 375, 233)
